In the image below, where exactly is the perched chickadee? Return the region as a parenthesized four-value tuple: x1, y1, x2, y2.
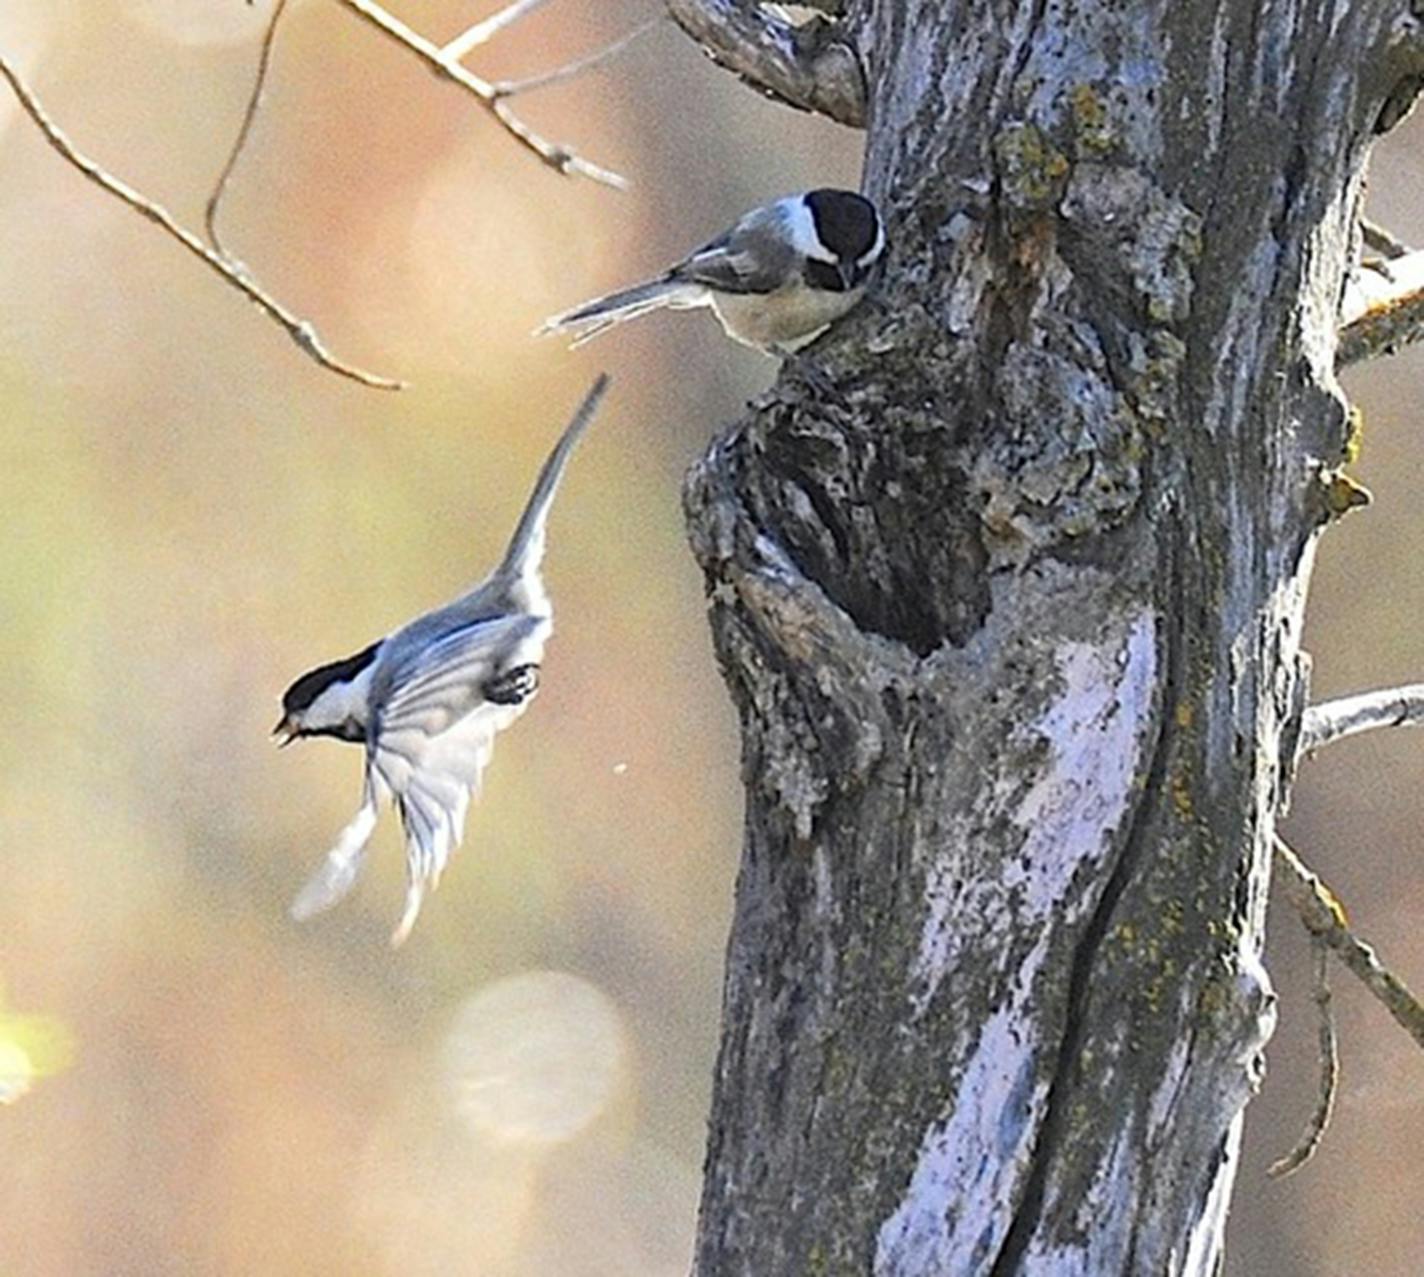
(538, 189, 885, 355)
(275, 375, 609, 946)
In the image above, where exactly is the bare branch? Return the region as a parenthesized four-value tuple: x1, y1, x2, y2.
(1338, 247, 1424, 367)
(0, 51, 403, 391)
(1268, 935, 1338, 1179)
(443, 0, 555, 62)
(1298, 683, 1424, 754)
(1361, 217, 1412, 261)
(492, 16, 664, 100)
(1273, 838, 1424, 1053)
(206, 0, 290, 255)
(332, 0, 627, 188)
(666, 0, 866, 127)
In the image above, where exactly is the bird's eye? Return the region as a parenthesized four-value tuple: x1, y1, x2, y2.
(804, 259, 845, 291)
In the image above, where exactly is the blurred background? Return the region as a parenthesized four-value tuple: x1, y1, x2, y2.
(0, 2, 1419, 1273)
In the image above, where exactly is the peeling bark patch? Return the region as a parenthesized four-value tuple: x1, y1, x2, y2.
(976, 336, 1145, 556)
(1016, 3, 1167, 163)
(873, 995, 1046, 1277)
(1010, 612, 1159, 873)
(912, 609, 1159, 1012)
(974, 163, 1207, 560)
(1025, 1130, 1137, 1275)
(1059, 164, 1202, 329)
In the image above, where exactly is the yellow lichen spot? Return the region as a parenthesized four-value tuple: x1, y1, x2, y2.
(993, 124, 1071, 208)
(1175, 700, 1194, 729)
(1070, 84, 1105, 126)
(1147, 295, 1176, 324)
(1323, 471, 1371, 520)
(1069, 83, 1115, 154)
(1344, 404, 1365, 465)
(1197, 977, 1229, 1020)
(1171, 772, 1194, 820)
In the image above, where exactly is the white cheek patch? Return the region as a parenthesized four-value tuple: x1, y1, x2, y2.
(861, 217, 886, 270)
(781, 196, 838, 264)
(307, 661, 376, 731)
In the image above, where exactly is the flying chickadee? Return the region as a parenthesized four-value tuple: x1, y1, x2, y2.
(274, 375, 609, 946)
(538, 189, 885, 355)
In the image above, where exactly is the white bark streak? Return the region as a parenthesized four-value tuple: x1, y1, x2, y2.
(912, 613, 1158, 1013)
(876, 994, 1047, 1276)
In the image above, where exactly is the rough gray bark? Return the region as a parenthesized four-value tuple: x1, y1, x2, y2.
(682, 2, 1424, 1273)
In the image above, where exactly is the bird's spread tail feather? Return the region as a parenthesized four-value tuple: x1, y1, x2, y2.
(535, 278, 703, 346)
(389, 776, 466, 946)
(290, 779, 380, 922)
(498, 373, 610, 583)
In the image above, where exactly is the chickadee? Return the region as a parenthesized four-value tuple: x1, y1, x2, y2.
(275, 375, 609, 946)
(538, 189, 885, 355)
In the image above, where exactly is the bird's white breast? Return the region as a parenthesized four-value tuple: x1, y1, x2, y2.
(711, 280, 865, 352)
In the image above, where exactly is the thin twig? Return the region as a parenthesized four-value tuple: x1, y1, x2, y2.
(332, 0, 626, 188)
(206, 0, 290, 255)
(1268, 935, 1338, 1178)
(1338, 247, 1424, 367)
(443, 0, 556, 62)
(0, 51, 403, 390)
(1273, 838, 1424, 1052)
(1298, 683, 1424, 754)
(1361, 217, 1411, 261)
(492, 16, 664, 99)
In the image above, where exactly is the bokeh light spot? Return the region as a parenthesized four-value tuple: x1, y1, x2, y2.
(0, 988, 74, 1104)
(0, 1039, 35, 1104)
(442, 970, 627, 1146)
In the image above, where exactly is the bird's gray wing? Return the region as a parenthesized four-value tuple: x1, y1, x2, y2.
(671, 220, 796, 295)
(369, 611, 547, 944)
(376, 612, 543, 735)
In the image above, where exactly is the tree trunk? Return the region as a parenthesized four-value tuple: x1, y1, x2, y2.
(683, 2, 1420, 1272)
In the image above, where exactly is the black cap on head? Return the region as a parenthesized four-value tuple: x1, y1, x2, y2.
(282, 641, 380, 716)
(805, 189, 880, 261)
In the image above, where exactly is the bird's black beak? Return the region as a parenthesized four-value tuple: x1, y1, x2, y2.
(273, 715, 300, 748)
(838, 261, 857, 291)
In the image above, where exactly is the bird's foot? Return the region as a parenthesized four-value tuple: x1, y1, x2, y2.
(484, 663, 540, 705)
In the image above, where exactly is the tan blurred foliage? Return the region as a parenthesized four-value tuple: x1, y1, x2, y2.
(0, 2, 1421, 1274)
